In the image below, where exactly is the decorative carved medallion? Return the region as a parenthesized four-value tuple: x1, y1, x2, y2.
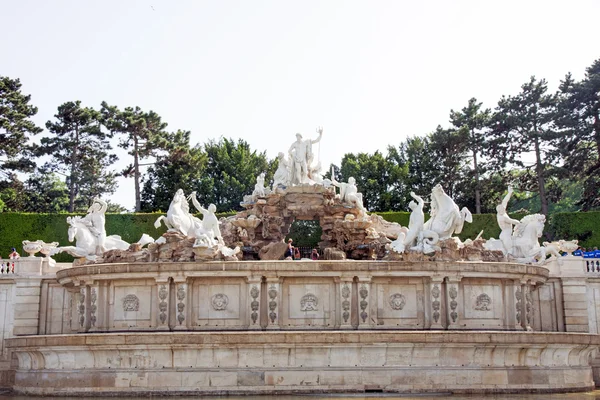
(300, 293, 318, 312)
(475, 293, 492, 311)
(123, 294, 140, 312)
(359, 284, 368, 323)
(342, 283, 351, 323)
(211, 293, 229, 311)
(389, 293, 406, 310)
(250, 285, 259, 324)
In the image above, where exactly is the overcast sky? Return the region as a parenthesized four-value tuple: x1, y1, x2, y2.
(3, 0, 599, 210)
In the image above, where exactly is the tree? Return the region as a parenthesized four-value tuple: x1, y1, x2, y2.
(101, 102, 169, 212)
(486, 76, 557, 215)
(449, 98, 491, 214)
(23, 172, 69, 213)
(0, 76, 43, 175)
(39, 101, 117, 212)
(141, 130, 209, 212)
(203, 138, 273, 211)
(556, 59, 600, 210)
(0, 173, 27, 211)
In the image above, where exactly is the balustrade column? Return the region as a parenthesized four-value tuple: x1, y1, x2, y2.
(246, 276, 262, 330)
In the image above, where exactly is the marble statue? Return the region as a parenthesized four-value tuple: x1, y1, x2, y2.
(496, 186, 521, 254)
(272, 152, 290, 190)
(189, 191, 224, 246)
(56, 216, 130, 260)
(288, 127, 323, 185)
(82, 197, 108, 255)
(330, 168, 366, 214)
(390, 192, 439, 255)
(424, 184, 472, 240)
(252, 173, 267, 201)
(510, 214, 553, 264)
(154, 189, 201, 237)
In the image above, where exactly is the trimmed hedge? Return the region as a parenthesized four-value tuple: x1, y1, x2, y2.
(0, 211, 597, 262)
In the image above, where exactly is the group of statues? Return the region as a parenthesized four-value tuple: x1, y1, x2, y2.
(52, 126, 561, 266)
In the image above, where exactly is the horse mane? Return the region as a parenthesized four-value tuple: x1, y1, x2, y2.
(514, 214, 545, 237)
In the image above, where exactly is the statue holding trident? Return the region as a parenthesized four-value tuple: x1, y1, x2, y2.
(288, 127, 323, 185)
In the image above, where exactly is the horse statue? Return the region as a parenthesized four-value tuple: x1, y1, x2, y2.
(154, 189, 202, 237)
(424, 184, 472, 240)
(510, 214, 555, 264)
(55, 216, 130, 260)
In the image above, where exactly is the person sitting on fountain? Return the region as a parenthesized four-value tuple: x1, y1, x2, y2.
(83, 197, 108, 255)
(188, 191, 224, 246)
(496, 186, 521, 255)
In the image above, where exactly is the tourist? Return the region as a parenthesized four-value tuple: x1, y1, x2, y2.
(285, 239, 294, 259)
(294, 247, 301, 260)
(8, 248, 19, 259)
(311, 249, 320, 260)
(573, 247, 583, 256)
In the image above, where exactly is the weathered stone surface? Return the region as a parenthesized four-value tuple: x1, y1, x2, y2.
(258, 242, 288, 260)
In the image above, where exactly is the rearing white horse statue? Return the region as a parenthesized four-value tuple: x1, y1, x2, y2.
(55, 216, 130, 260)
(154, 189, 203, 237)
(424, 184, 472, 240)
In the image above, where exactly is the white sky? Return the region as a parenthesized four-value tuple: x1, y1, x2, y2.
(2, 0, 599, 210)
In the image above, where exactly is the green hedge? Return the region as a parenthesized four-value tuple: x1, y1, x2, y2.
(0, 211, 597, 262)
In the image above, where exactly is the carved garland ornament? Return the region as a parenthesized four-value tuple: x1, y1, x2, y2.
(359, 284, 368, 323)
(250, 285, 260, 324)
(90, 288, 97, 327)
(449, 285, 458, 323)
(123, 294, 140, 312)
(78, 288, 85, 328)
(341, 283, 351, 323)
(158, 285, 168, 324)
(432, 284, 441, 323)
(268, 284, 278, 323)
(177, 285, 186, 325)
(515, 287, 522, 324)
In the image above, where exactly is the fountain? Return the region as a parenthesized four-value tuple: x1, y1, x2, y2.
(3, 128, 600, 396)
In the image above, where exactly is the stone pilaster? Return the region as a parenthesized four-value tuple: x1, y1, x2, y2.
(523, 281, 534, 331)
(173, 279, 188, 330)
(266, 277, 281, 330)
(76, 284, 90, 333)
(155, 278, 170, 331)
(357, 277, 373, 329)
(88, 282, 100, 332)
(338, 277, 353, 329)
(446, 277, 461, 329)
(505, 280, 522, 330)
(246, 277, 262, 329)
(429, 276, 444, 330)
(561, 278, 589, 333)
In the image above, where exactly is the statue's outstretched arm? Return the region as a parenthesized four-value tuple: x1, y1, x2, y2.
(189, 192, 207, 214)
(410, 191, 424, 207)
(311, 127, 323, 144)
(94, 197, 108, 214)
(501, 186, 513, 209)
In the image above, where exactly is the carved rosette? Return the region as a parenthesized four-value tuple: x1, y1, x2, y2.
(250, 285, 260, 325)
(432, 284, 441, 323)
(158, 285, 168, 325)
(475, 293, 492, 311)
(449, 285, 458, 323)
(389, 293, 406, 311)
(78, 288, 86, 328)
(515, 287, 522, 325)
(90, 288, 97, 327)
(359, 284, 368, 323)
(177, 285, 186, 325)
(268, 285, 278, 323)
(341, 283, 351, 323)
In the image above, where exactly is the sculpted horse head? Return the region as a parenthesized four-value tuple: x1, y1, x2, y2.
(511, 214, 545, 260)
(65, 216, 97, 256)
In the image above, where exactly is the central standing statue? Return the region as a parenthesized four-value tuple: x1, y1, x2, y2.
(288, 127, 323, 185)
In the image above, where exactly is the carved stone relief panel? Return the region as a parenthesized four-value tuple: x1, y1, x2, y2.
(288, 284, 329, 319)
(462, 280, 503, 323)
(197, 284, 240, 320)
(113, 285, 152, 323)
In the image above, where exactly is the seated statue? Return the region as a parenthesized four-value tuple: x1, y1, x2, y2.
(252, 173, 266, 201)
(272, 152, 290, 190)
(330, 168, 366, 214)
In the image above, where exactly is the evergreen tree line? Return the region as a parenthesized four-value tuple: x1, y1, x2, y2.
(1, 58, 599, 214)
